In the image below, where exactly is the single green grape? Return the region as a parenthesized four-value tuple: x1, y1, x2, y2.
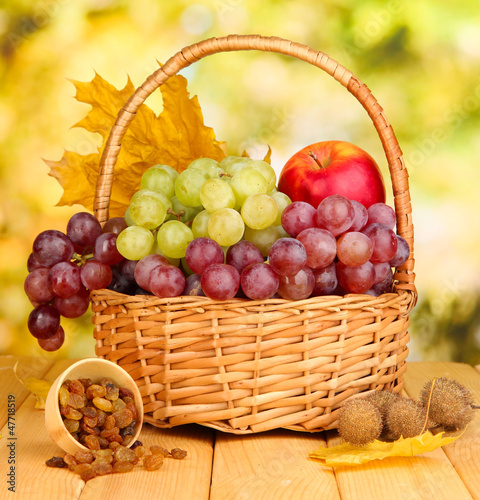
(207, 208, 245, 246)
(116, 226, 154, 260)
(157, 220, 194, 259)
(244, 225, 281, 257)
(140, 165, 175, 198)
(187, 158, 222, 179)
(191, 210, 211, 238)
(247, 160, 277, 192)
(200, 179, 236, 213)
(230, 168, 268, 208)
(175, 169, 209, 207)
(124, 207, 135, 226)
(221, 155, 251, 176)
(269, 191, 292, 226)
(241, 194, 278, 230)
(129, 189, 170, 230)
(155, 164, 179, 181)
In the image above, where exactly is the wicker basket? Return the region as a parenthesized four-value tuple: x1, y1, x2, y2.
(90, 34, 417, 434)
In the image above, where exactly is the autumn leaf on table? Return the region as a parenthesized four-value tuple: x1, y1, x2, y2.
(46, 70, 227, 217)
(309, 431, 463, 467)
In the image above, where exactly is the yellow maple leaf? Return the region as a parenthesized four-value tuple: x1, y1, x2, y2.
(309, 431, 463, 467)
(46, 71, 227, 217)
(13, 361, 53, 410)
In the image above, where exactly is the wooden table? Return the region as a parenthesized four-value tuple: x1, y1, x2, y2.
(1, 356, 480, 499)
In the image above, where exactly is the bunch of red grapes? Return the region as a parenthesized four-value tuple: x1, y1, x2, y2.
(25, 214, 129, 351)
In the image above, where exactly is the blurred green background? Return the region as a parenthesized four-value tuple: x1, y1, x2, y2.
(1, 0, 479, 362)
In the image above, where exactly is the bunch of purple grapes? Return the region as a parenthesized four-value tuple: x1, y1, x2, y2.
(25, 213, 128, 351)
(277, 195, 410, 298)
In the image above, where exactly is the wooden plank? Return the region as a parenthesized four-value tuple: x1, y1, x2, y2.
(404, 361, 480, 500)
(79, 423, 214, 500)
(0, 358, 83, 499)
(327, 430, 472, 500)
(210, 429, 340, 500)
(0, 355, 54, 428)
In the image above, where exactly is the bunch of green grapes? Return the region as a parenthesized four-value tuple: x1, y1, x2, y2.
(116, 156, 292, 267)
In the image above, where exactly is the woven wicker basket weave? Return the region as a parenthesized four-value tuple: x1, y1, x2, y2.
(90, 34, 417, 434)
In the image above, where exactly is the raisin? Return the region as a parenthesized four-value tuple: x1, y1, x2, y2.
(93, 449, 113, 462)
(122, 396, 134, 405)
(100, 427, 119, 439)
(112, 461, 135, 474)
(63, 453, 78, 470)
(103, 414, 116, 430)
(105, 384, 119, 401)
(143, 454, 164, 471)
(125, 402, 138, 421)
(119, 387, 134, 399)
(82, 406, 97, 418)
(80, 422, 100, 436)
(69, 380, 85, 396)
(92, 397, 113, 412)
(76, 464, 97, 482)
(79, 378, 93, 389)
(74, 450, 93, 464)
(68, 392, 85, 409)
(46, 456, 67, 468)
(99, 377, 113, 387)
(112, 398, 126, 412)
(98, 437, 110, 449)
(64, 419, 80, 433)
(134, 445, 146, 458)
(83, 415, 98, 428)
(108, 434, 123, 444)
(150, 445, 170, 457)
(85, 435, 101, 451)
(122, 435, 134, 447)
(109, 441, 121, 450)
(86, 384, 106, 399)
(114, 446, 136, 463)
(130, 440, 143, 449)
(91, 460, 113, 476)
(59, 387, 69, 407)
(96, 409, 107, 427)
(113, 408, 133, 429)
(120, 423, 135, 438)
(171, 448, 188, 460)
(62, 406, 83, 420)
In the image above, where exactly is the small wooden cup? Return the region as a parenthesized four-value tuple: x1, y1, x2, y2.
(45, 358, 144, 455)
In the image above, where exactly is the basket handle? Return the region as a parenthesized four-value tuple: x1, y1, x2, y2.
(93, 34, 416, 296)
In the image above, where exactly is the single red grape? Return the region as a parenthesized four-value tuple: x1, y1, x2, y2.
(277, 266, 315, 300)
(185, 237, 224, 275)
(226, 240, 264, 274)
(281, 201, 317, 237)
(268, 238, 307, 277)
(240, 263, 279, 300)
(201, 264, 240, 300)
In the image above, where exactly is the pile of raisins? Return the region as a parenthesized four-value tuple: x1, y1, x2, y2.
(46, 442, 187, 481)
(58, 377, 138, 449)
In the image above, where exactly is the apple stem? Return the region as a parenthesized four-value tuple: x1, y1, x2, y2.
(308, 150, 331, 169)
(308, 150, 323, 168)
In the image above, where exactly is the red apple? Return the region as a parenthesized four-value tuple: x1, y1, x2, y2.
(278, 141, 386, 209)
